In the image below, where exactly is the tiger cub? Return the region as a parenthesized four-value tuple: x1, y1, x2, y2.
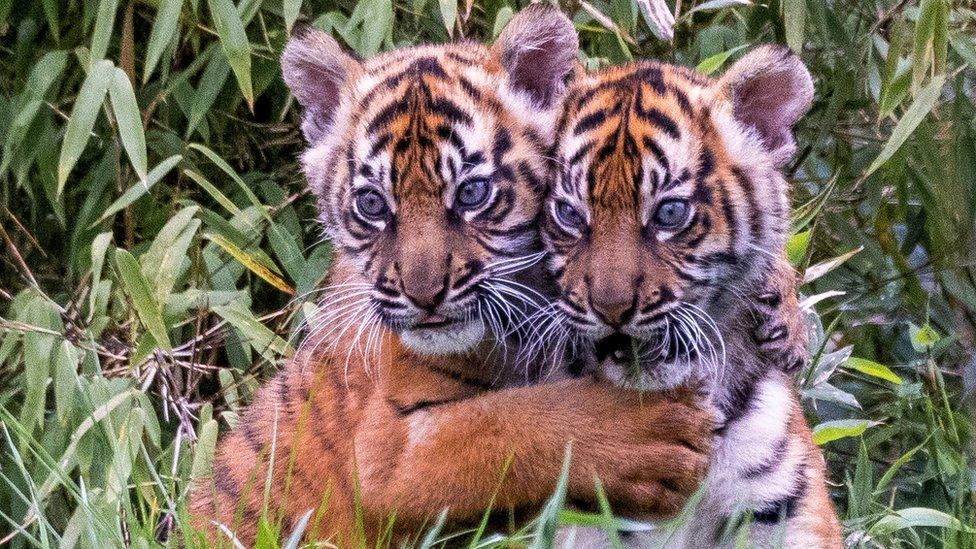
(188, 7, 714, 546)
(542, 47, 842, 547)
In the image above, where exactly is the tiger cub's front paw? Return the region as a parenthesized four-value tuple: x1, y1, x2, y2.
(750, 271, 809, 374)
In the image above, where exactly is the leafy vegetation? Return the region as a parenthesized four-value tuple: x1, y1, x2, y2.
(0, 0, 974, 546)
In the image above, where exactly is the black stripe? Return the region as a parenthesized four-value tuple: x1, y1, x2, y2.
(641, 136, 669, 171)
(667, 85, 694, 116)
(753, 470, 808, 523)
(407, 56, 448, 79)
(636, 65, 666, 94)
(573, 110, 608, 135)
(429, 97, 473, 126)
(367, 101, 406, 135)
(638, 107, 680, 139)
(425, 364, 494, 390)
(389, 396, 467, 416)
(731, 166, 762, 242)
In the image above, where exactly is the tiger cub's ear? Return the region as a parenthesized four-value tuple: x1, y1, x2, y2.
(493, 4, 579, 110)
(718, 45, 813, 168)
(281, 26, 362, 144)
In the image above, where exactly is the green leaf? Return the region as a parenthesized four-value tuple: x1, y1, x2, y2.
(492, 7, 514, 39)
(696, 45, 746, 75)
(188, 143, 268, 220)
(909, 323, 940, 352)
(870, 507, 976, 536)
(142, 206, 200, 304)
(114, 248, 172, 351)
(783, 0, 806, 53)
(684, 0, 751, 17)
(90, 0, 119, 62)
(57, 59, 115, 196)
(1, 51, 68, 173)
(786, 230, 811, 266)
(949, 31, 976, 70)
(438, 0, 457, 37)
(207, 0, 254, 109)
(205, 232, 294, 294)
(283, 0, 301, 35)
(108, 68, 147, 182)
(802, 246, 862, 284)
(213, 301, 293, 358)
(95, 155, 182, 224)
(185, 50, 231, 137)
(183, 168, 242, 217)
(812, 419, 877, 446)
(845, 357, 903, 385)
(865, 74, 946, 179)
(144, 0, 184, 83)
(360, 0, 392, 56)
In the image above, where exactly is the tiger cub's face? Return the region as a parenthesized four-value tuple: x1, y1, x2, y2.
(544, 47, 813, 387)
(282, 6, 577, 355)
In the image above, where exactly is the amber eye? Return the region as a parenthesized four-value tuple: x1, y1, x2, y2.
(456, 177, 492, 209)
(555, 200, 586, 230)
(652, 199, 691, 229)
(355, 189, 389, 219)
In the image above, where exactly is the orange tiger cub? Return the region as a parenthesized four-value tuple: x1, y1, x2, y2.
(542, 47, 842, 547)
(187, 7, 714, 546)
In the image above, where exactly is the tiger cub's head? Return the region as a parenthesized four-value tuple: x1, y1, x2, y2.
(282, 6, 577, 355)
(544, 47, 813, 386)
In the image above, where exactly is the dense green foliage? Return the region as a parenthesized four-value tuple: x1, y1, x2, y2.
(0, 0, 974, 546)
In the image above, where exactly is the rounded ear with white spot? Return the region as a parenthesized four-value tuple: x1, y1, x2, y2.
(492, 4, 579, 109)
(281, 26, 362, 144)
(718, 45, 813, 167)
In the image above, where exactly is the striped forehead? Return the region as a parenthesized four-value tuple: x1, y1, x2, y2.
(350, 47, 499, 196)
(559, 63, 712, 206)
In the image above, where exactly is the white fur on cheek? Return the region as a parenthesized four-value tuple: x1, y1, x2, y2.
(399, 320, 486, 355)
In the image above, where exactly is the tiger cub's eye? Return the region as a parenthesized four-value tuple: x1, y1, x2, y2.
(555, 201, 586, 230)
(456, 178, 492, 209)
(653, 199, 691, 229)
(355, 189, 389, 219)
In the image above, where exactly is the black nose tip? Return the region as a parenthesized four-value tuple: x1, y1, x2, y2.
(591, 298, 636, 328)
(402, 275, 449, 312)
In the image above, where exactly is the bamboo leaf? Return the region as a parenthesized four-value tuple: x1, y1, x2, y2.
(784, 0, 806, 53)
(207, 0, 254, 109)
(90, 0, 120, 62)
(57, 60, 115, 196)
(114, 248, 172, 351)
(144, 0, 184, 83)
(812, 419, 877, 446)
(204, 233, 294, 295)
(95, 155, 182, 224)
(845, 357, 903, 385)
(107, 68, 147, 182)
(438, 0, 457, 37)
(283, 0, 301, 35)
(187, 143, 268, 220)
(684, 0, 750, 16)
(864, 74, 945, 179)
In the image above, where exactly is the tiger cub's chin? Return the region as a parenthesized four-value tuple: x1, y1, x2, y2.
(399, 319, 486, 355)
(594, 354, 698, 392)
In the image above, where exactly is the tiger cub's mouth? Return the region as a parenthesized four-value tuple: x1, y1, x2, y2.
(399, 315, 486, 356)
(592, 330, 700, 389)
